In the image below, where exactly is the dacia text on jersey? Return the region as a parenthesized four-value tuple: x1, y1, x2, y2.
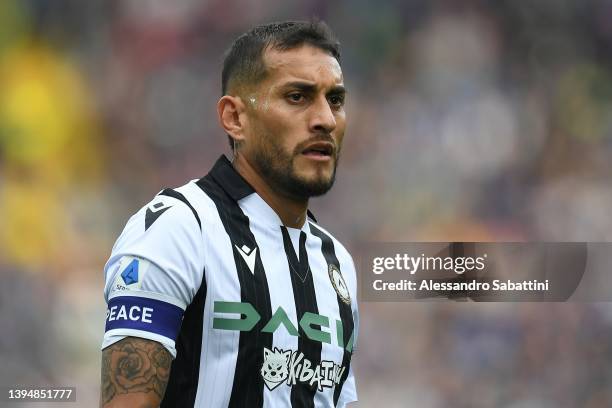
(212, 301, 354, 352)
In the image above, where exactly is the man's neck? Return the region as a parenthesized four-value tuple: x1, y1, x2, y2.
(232, 156, 308, 229)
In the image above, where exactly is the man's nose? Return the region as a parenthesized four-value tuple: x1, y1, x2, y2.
(309, 96, 337, 134)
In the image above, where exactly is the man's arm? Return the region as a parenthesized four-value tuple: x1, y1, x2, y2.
(100, 337, 172, 408)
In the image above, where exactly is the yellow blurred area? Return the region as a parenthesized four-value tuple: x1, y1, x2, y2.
(0, 180, 69, 267)
(0, 45, 104, 182)
(0, 44, 105, 270)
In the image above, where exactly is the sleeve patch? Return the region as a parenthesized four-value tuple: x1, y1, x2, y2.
(110, 256, 151, 294)
(105, 294, 184, 341)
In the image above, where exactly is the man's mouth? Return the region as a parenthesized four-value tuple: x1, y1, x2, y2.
(301, 142, 334, 160)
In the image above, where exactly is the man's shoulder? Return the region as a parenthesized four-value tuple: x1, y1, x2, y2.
(144, 183, 201, 228)
(105, 180, 208, 302)
(116, 180, 206, 244)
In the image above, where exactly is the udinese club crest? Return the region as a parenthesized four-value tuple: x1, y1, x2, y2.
(328, 264, 351, 305)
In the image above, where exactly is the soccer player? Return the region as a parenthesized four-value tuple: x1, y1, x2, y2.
(100, 21, 358, 407)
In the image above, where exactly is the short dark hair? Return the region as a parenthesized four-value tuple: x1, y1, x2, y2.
(221, 20, 341, 149)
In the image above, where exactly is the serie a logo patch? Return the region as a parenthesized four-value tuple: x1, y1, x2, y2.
(111, 256, 151, 293)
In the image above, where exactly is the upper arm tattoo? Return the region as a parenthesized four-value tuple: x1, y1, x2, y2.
(101, 337, 172, 407)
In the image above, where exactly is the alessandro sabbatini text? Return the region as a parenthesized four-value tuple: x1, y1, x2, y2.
(372, 278, 549, 292)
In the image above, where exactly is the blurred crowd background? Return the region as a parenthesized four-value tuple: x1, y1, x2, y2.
(1, 0, 612, 406)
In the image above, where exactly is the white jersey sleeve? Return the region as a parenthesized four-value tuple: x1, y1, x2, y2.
(101, 193, 205, 357)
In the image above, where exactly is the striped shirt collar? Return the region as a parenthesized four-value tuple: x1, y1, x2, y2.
(206, 155, 318, 224)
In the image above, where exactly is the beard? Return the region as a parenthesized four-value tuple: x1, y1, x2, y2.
(252, 136, 339, 200)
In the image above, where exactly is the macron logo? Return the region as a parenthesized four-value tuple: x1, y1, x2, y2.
(145, 202, 172, 231)
(235, 244, 257, 275)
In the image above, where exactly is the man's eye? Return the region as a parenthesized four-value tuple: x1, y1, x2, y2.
(329, 95, 345, 107)
(287, 93, 304, 103)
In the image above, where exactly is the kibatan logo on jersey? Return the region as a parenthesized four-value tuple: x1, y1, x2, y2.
(261, 347, 345, 392)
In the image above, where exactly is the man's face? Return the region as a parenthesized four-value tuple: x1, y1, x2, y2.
(241, 44, 346, 199)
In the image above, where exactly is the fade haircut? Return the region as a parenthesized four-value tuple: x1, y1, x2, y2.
(221, 20, 341, 149)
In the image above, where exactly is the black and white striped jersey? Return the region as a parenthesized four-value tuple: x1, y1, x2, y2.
(102, 155, 358, 407)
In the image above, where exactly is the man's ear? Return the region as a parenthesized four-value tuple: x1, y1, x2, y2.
(217, 95, 247, 146)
